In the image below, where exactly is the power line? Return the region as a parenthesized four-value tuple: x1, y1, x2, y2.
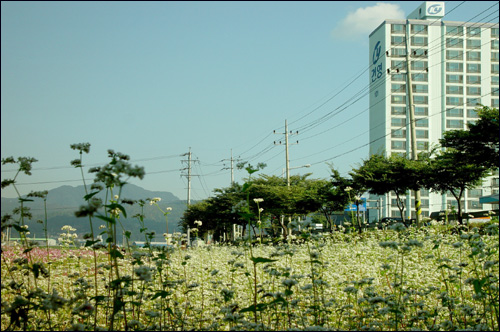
(1, 153, 183, 173)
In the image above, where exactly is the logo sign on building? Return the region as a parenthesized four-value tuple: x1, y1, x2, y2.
(425, 2, 445, 17)
(371, 41, 383, 83)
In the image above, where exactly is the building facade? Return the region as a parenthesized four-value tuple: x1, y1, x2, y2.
(368, 2, 499, 220)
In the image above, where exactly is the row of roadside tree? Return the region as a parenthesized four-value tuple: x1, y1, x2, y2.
(180, 106, 499, 240)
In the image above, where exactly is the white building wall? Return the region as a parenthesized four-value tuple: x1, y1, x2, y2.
(368, 2, 499, 220)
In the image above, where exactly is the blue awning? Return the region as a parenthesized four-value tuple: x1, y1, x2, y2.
(479, 194, 499, 205)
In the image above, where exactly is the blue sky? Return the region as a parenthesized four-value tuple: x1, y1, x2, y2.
(1, 1, 498, 201)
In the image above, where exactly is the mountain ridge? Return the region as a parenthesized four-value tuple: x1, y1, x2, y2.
(1, 184, 190, 241)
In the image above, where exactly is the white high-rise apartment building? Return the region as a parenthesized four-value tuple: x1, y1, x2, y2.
(368, 2, 499, 219)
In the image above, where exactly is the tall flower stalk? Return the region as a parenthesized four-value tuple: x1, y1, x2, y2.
(254, 198, 264, 243)
(70, 143, 102, 330)
(73, 147, 145, 330)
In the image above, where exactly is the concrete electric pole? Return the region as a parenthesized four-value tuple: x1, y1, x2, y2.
(405, 21, 422, 227)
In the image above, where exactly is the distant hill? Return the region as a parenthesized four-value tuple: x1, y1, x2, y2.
(1, 184, 192, 242)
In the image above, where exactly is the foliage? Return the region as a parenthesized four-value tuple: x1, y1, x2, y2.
(180, 183, 246, 240)
(351, 154, 426, 224)
(424, 148, 491, 226)
(440, 105, 499, 170)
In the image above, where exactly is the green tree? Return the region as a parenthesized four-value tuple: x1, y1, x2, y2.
(424, 149, 490, 225)
(440, 106, 499, 170)
(350, 154, 425, 225)
(426, 106, 499, 225)
(249, 174, 323, 239)
(180, 183, 246, 241)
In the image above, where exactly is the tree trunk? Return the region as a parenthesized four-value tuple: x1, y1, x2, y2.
(356, 202, 362, 234)
(452, 189, 465, 225)
(279, 215, 288, 240)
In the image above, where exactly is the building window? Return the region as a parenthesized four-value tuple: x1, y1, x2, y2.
(413, 96, 428, 105)
(466, 39, 482, 49)
(493, 177, 500, 187)
(414, 107, 428, 116)
(391, 24, 405, 34)
(446, 38, 463, 48)
(467, 97, 481, 107)
(446, 108, 464, 117)
(492, 87, 500, 97)
(411, 24, 427, 34)
(491, 52, 499, 62)
(411, 36, 428, 46)
(466, 63, 481, 73)
(412, 84, 428, 93)
(446, 62, 463, 72)
(467, 27, 481, 38)
(466, 51, 481, 61)
(391, 106, 406, 115)
(391, 83, 406, 93)
(391, 60, 407, 71)
(391, 141, 406, 150)
(446, 97, 464, 106)
(446, 50, 463, 60)
(467, 75, 481, 84)
(391, 48, 406, 57)
(411, 61, 427, 71)
(416, 130, 428, 139)
(467, 109, 479, 118)
(446, 119, 464, 128)
(446, 85, 464, 94)
(391, 35, 405, 46)
(492, 28, 499, 38)
(492, 76, 499, 85)
(468, 200, 482, 210)
(446, 26, 463, 36)
(411, 48, 428, 57)
(417, 141, 429, 151)
(412, 73, 428, 82)
(492, 40, 499, 50)
(468, 188, 483, 197)
(391, 129, 406, 138)
(391, 118, 406, 127)
(492, 99, 499, 108)
(447, 199, 464, 209)
(391, 95, 406, 104)
(415, 118, 428, 127)
(492, 64, 499, 74)
(466, 86, 481, 96)
(391, 73, 405, 81)
(446, 74, 463, 84)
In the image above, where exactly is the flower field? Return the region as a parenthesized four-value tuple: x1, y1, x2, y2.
(1, 223, 498, 331)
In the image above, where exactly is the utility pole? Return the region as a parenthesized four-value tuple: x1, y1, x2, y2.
(274, 119, 299, 236)
(181, 147, 193, 207)
(274, 120, 299, 188)
(222, 149, 240, 186)
(230, 149, 234, 185)
(187, 148, 191, 206)
(405, 21, 422, 227)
